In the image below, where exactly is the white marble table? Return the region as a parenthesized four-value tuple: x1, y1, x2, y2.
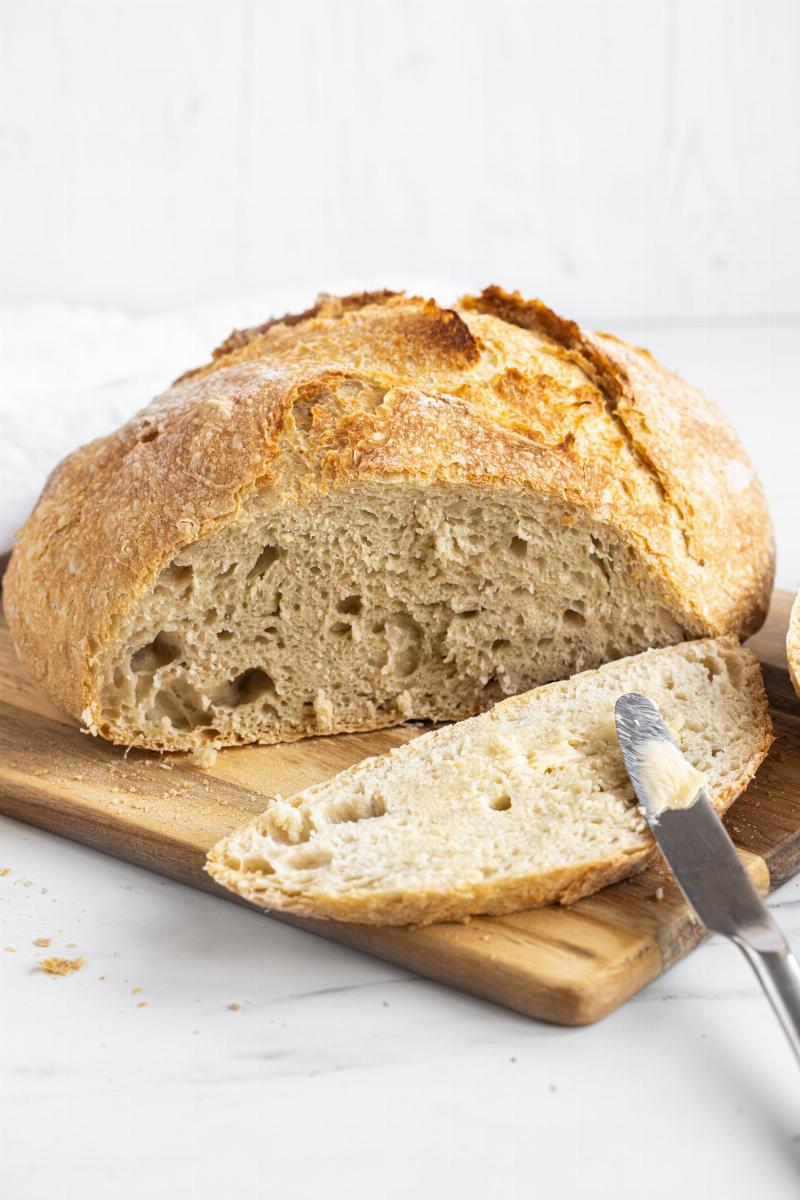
(2, 307, 800, 1198)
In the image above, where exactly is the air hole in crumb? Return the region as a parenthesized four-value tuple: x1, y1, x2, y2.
(325, 792, 387, 824)
(329, 621, 351, 637)
(510, 536, 527, 558)
(150, 688, 211, 732)
(214, 668, 276, 709)
(336, 595, 362, 616)
(156, 562, 193, 596)
(489, 794, 512, 812)
(139, 427, 160, 443)
(492, 638, 510, 652)
(248, 544, 282, 581)
(371, 621, 386, 634)
(386, 613, 422, 677)
(112, 667, 125, 689)
(287, 846, 333, 871)
(217, 629, 234, 641)
(700, 655, 723, 681)
(131, 631, 182, 674)
(563, 608, 586, 628)
(725, 654, 744, 688)
(241, 856, 275, 875)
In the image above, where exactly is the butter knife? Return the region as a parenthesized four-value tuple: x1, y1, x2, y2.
(614, 692, 800, 1065)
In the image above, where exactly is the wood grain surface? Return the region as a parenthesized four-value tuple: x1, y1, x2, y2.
(0, 589, 798, 1025)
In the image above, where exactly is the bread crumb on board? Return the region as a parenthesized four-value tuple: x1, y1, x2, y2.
(0, 867, 11, 877)
(39, 955, 86, 976)
(188, 745, 218, 770)
(34, 937, 51, 948)
(4, 945, 17, 953)
(80, 707, 99, 737)
(228, 1002, 241, 1011)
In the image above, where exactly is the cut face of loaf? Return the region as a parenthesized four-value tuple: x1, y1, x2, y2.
(100, 484, 696, 750)
(206, 639, 772, 925)
(3, 286, 773, 748)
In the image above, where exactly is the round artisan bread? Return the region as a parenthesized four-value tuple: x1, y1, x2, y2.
(3, 287, 774, 752)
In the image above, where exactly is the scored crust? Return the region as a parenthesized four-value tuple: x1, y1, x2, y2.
(3, 286, 774, 737)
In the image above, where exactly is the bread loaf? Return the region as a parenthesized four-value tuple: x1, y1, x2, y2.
(3, 288, 773, 751)
(206, 638, 771, 924)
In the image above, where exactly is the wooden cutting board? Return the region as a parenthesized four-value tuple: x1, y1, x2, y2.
(1, 591, 799, 1025)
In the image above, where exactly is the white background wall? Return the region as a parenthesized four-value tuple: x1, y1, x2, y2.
(2, 0, 800, 320)
(0, 0, 798, 581)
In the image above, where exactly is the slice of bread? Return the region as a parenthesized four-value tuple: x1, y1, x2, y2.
(788, 590, 800, 697)
(206, 637, 772, 925)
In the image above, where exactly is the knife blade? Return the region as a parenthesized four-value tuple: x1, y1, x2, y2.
(615, 692, 800, 1066)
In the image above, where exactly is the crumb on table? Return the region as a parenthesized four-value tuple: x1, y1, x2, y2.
(39, 955, 86, 976)
(188, 745, 218, 770)
(34, 937, 51, 948)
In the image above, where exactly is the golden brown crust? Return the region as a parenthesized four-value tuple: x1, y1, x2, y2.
(3, 286, 774, 734)
(184, 289, 401, 378)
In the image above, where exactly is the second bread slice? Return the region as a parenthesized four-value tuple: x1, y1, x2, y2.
(206, 638, 771, 925)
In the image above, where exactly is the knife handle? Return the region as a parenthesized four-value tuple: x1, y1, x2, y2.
(733, 940, 800, 1067)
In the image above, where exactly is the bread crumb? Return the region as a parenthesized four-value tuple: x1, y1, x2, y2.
(67, 942, 77, 949)
(33, 769, 50, 777)
(188, 745, 218, 770)
(158, 761, 173, 771)
(0, 867, 10, 877)
(80, 707, 99, 736)
(5, 945, 16, 953)
(34, 937, 51, 948)
(654, 887, 665, 901)
(132, 987, 142, 995)
(40, 955, 86, 975)
(313, 689, 334, 733)
(137, 1001, 148, 1008)
(228, 1002, 241, 1011)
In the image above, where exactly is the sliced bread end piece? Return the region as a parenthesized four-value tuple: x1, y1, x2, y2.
(206, 638, 772, 926)
(788, 590, 800, 698)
